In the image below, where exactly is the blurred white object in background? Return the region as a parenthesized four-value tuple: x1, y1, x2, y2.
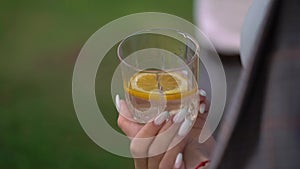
(194, 0, 252, 55)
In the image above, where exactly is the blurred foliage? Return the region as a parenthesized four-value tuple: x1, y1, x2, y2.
(0, 0, 193, 168)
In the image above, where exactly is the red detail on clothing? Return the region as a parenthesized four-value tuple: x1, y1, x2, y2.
(194, 160, 210, 169)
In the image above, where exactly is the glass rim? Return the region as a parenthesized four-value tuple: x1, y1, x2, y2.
(117, 28, 200, 72)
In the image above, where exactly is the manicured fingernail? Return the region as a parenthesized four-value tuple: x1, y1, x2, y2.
(169, 109, 179, 116)
(178, 119, 192, 137)
(154, 111, 169, 125)
(115, 94, 120, 112)
(199, 103, 206, 114)
(174, 153, 183, 168)
(198, 89, 207, 97)
(173, 107, 188, 123)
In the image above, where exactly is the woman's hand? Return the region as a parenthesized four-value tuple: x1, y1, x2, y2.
(116, 89, 215, 169)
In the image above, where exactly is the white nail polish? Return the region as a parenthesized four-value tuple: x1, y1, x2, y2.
(199, 103, 206, 114)
(178, 119, 192, 137)
(198, 89, 207, 97)
(169, 109, 179, 116)
(154, 111, 169, 125)
(174, 153, 183, 168)
(115, 94, 120, 112)
(173, 107, 188, 123)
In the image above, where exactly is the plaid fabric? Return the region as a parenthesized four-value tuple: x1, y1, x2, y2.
(209, 0, 300, 169)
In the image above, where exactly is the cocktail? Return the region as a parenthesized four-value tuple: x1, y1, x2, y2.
(117, 29, 199, 123)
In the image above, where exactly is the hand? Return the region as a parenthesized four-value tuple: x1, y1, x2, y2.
(116, 89, 215, 169)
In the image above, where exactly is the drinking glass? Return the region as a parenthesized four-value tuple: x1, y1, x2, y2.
(117, 29, 199, 123)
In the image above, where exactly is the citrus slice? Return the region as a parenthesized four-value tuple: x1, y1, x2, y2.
(126, 71, 196, 100)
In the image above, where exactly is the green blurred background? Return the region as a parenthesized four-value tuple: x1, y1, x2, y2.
(0, 0, 194, 168)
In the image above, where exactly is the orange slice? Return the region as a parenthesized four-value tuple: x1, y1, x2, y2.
(126, 71, 197, 100)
